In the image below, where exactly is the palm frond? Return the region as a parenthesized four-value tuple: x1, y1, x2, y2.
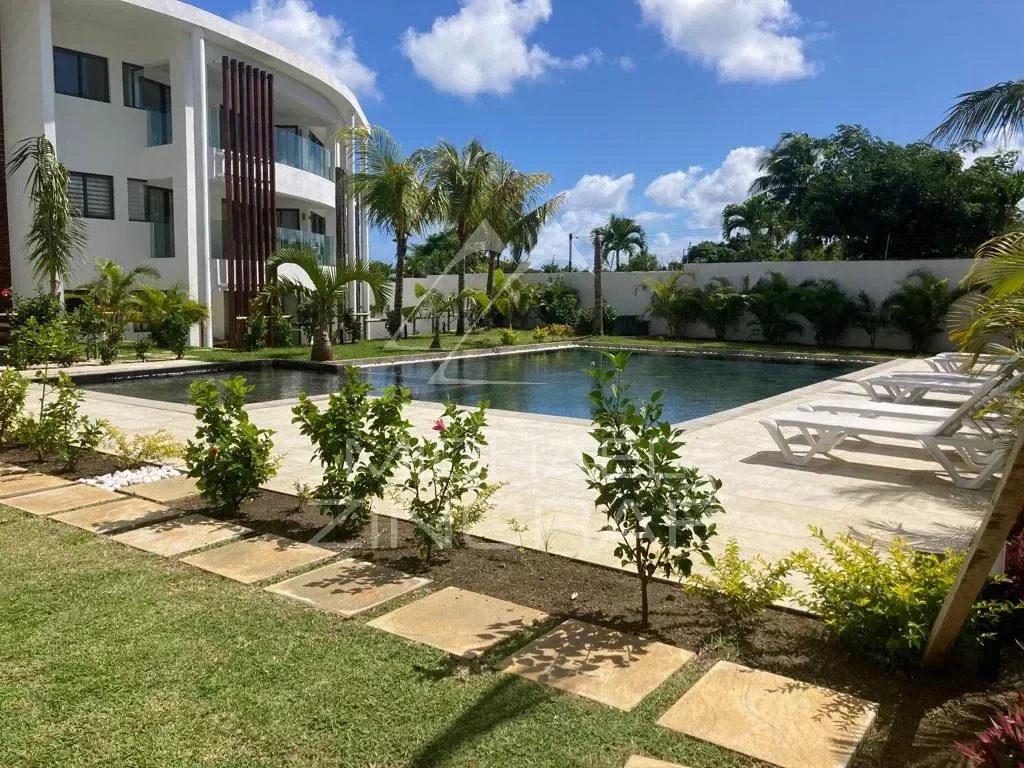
(930, 80, 1024, 145)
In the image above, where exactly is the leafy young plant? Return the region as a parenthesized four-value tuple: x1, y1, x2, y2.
(798, 279, 855, 346)
(531, 326, 550, 342)
(185, 377, 278, 515)
(883, 269, 962, 354)
(292, 367, 411, 537)
(643, 273, 703, 338)
(956, 693, 1024, 767)
(134, 336, 153, 361)
(19, 372, 104, 469)
(102, 424, 184, 470)
(0, 369, 28, 445)
(498, 327, 518, 346)
(581, 351, 724, 625)
(536, 278, 580, 326)
(745, 272, 803, 344)
(853, 290, 886, 348)
(700, 277, 746, 340)
(394, 402, 499, 560)
(686, 538, 793, 633)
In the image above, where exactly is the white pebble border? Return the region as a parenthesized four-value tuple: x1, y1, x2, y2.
(77, 465, 182, 492)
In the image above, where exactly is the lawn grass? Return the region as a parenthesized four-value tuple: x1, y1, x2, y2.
(586, 335, 904, 359)
(0, 511, 750, 768)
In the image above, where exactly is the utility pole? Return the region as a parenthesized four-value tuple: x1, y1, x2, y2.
(568, 233, 574, 271)
(593, 232, 604, 336)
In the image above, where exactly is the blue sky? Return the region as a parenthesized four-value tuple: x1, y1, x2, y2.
(194, 0, 1024, 266)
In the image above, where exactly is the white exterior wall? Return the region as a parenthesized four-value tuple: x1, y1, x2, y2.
(2, 0, 369, 344)
(399, 259, 974, 351)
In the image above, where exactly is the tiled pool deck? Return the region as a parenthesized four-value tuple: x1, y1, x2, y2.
(61, 354, 992, 577)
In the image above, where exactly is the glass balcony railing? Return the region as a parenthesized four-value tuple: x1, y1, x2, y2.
(207, 109, 333, 179)
(277, 227, 334, 267)
(150, 219, 174, 259)
(146, 107, 172, 146)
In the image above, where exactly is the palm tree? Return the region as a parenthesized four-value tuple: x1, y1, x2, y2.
(745, 272, 803, 344)
(593, 215, 646, 271)
(137, 283, 209, 348)
(7, 136, 87, 295)
(267, 245, 391, 361)
(642, 273, 701, 338)
(406, 283, 463, 350)
(721, 194, 786, 258)
(883, 270, 963, 354)
(467, 270, 536, 328)
(83, 258, 160, 334)
(797, 279, 855, 347)
(749, 132, 819, 258)
(417, 139, 500, 335)
(852, 290, 885, 349)
(930, 81, 1024, 145)
(700, 277, 747, 340)
(343, 126, 429, 337)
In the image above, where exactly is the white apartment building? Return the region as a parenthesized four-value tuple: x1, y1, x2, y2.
(0, 0, 372, 346)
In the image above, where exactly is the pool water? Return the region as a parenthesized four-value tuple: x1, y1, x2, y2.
(81, 350, 862, 423)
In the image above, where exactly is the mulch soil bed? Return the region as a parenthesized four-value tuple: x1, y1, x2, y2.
(7, 446, 1023, 768)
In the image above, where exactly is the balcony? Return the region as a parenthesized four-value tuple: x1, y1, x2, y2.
(146, 107, 172, 146)
(277, 227, 335, 267)
(208, 110, 333, 180)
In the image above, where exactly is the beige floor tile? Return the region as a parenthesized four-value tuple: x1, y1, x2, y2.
(265, 559, 430, 618)
(657, 661, 876, 768)
(123, 475, 200, 503)
(52, 497, 178, 534)
(503, 619, 694, 711)
(180, 534, 335, 584)
(368, 587, 549, 659)
(0, 473, 72, 499)
(3, 484, 123, 516)
(0, 464, 28, 476)
(111, 514, 252, 556)
(624, 758, 689, 768)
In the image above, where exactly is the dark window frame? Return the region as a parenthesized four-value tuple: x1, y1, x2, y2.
(69, 172, 115, 220)
(127, 178, 148, 222)
(54, 47, 110, 102)
(276, 208, 301, 230)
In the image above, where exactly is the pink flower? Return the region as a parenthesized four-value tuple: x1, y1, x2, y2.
(208, 446, 219, 456)
(0, 287, 10, 299)
(432, 419, 446, 433)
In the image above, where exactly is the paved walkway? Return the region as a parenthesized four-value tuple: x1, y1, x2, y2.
(64, 355, 993, 578)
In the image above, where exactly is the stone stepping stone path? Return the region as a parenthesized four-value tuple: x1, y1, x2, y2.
(624, 757, 689, 768)
(503, 619, 695, 711)
(52, 497, 179, 535)
(4, 483, 122, 516)
(369, 586, 549, 659)
(266, 559, 430, 619)
(123, 475, 200, 503)
(0, 473, 71, 499)
(111, 514, 252, 557)
(0, 464, 28, 477)
(657, 660, 876, 768)
(181, 534, 335, 584)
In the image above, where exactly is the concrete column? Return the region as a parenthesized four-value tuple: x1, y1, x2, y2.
(1, 0, 57, 294)
(191, 30, 213, 347)
(170, 30, 201, 345)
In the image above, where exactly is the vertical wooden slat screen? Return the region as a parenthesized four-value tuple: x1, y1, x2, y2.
(221, 57, 275, 346)
(0, 35, 13, 293)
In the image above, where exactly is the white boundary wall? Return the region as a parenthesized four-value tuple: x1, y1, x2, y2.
(394, 259, 973, 351)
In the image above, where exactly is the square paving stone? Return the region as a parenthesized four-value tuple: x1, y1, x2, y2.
(52, 497, 179, 534)
(503, 619, 695, 711)
(180, 535, 335, 584)
(624, 758, 689, 768)
(0, 473, 72, 499)
(368, 586, 549, 659)
(656, 661, 877, 768)
(123, 475, 200, 503)
(111, 514, 252, 557)
(265, 559, 430, 618)
(4, 484, 123, 516)
(0, 464, 28, 477)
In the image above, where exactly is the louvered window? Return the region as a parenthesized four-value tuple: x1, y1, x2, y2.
(69, 172, 114, 219)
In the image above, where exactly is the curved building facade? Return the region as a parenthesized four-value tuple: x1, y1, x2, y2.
(0, 0, 371, 345)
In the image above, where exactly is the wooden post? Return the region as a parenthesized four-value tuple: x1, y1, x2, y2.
(922, 430, 1024, 668)
(592, 232, 604, 336)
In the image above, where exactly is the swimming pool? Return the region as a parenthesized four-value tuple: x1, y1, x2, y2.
(79, 349, 863, 423)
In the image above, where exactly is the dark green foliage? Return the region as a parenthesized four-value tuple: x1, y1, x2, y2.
(133, 336, 153, 361)
(536, 278, 581, 326)
(883, 270, 962, 353)
(576, 301, 617, 335)
(17, 372, 104, 469)
(798, 279, 855, 346)
(0, 369, 28, 445)
(8, 315, 82, 368)
(853, 290, 885, 348)
(292, 368, 411, 536)
(700, 278, 747, 340)
(643, 274, 703, 338)
(581, 351, 723, 625)
(10, 292, 62, 329)
(185, 377, 277, 515)
(745, 272, 803, 344)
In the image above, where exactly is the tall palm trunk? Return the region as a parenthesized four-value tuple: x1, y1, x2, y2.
(312, 312, 333, 362)
(49, 271, 58, 297)
(593, 234, 604, 336)
(392, 234, 407, 337)
(456, 257, 466, 336)
(485, 250, 498, 299)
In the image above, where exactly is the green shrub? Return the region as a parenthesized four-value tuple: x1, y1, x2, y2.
(134, 336, 153, 361)
(531, 326, 550, 342)
(394, 402, 499, 560)
(8, 316, 82, 368)
(241, 312, 267, 352)
(536, 278, 581, 326)
(98, 331, 122, 365)
(18, 373, 104, 469)
(164, 314, 190, 359)
(185, 377, 278, 515)
(292, 368, 411, 536)
(102, 424, 184, 470)
(791, 527, 965, 665)
(270, 307, 293, 346)
(746, 272, 803, 344)
(10, 293, 62, 330)
(581, 351, 723, 625)
(498, 327, 518, 346)
(547, 323, 575, 338)
(575, 301, 617, 335)
(0, 369, 28, 445)
(686, 538, 792, 632)
(70, 301, 107, 360)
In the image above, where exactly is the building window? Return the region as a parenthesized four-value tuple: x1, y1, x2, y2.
(128, 179, 148, 221)
(310, 212, 326, 235)
(309, 132, 325, 149)
(276, 209, 300, 230)
(54, 47, 110, 102)
(69, 172, 114, 219)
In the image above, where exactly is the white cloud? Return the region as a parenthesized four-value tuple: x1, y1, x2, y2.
(637, 0, 816, 82)
(564, 173, 635, 212)
(402, 0, 596, 97)
(617, 55, 636, 71)
(959, 131, 1024, 169)
(233, 0, 377, 97)
(645, 146, 763, 228)
(634, 210, 676, 224)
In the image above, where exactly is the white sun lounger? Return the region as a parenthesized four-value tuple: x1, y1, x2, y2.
(759, 400, 1011, 489)
(926, 353, 1018, 373)
(856, 364, 1014, 403)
